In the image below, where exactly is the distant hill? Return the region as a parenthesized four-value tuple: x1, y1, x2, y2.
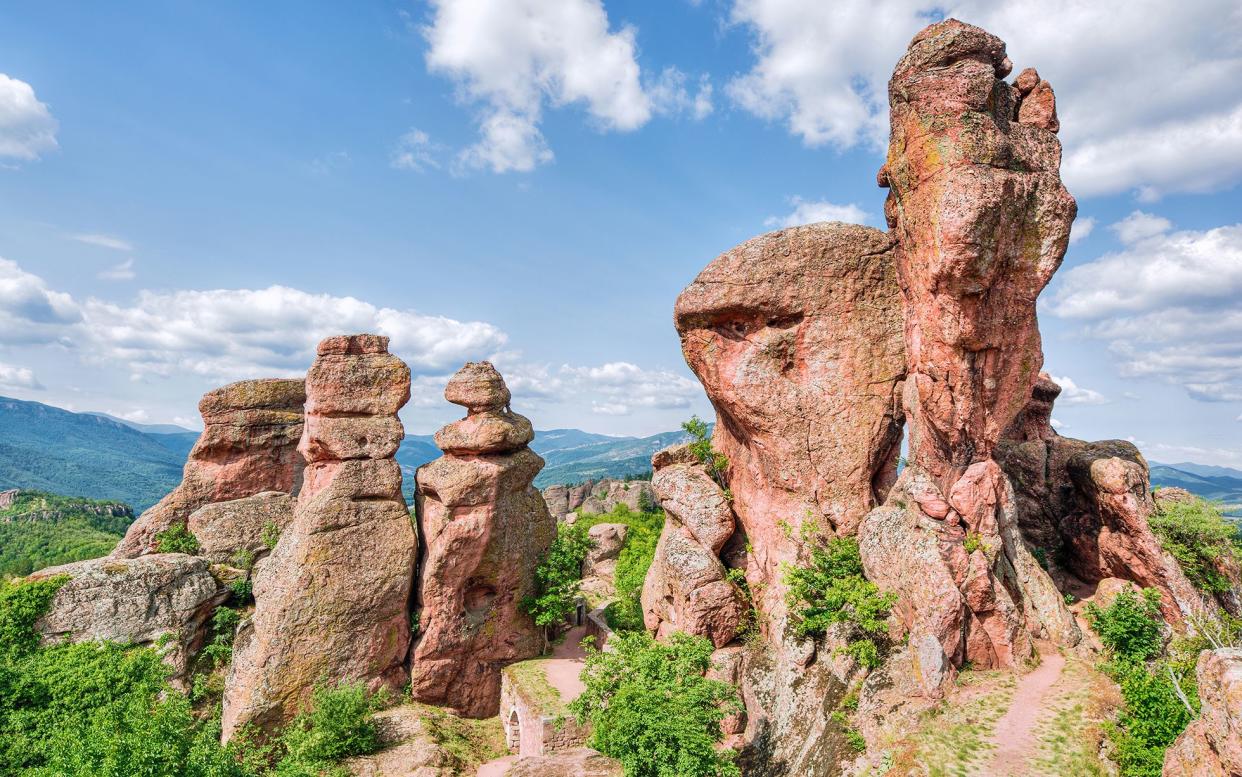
(0, 489, 132, 577)
(0, 397, 185, 513)
(1150, 461, 1242, 516)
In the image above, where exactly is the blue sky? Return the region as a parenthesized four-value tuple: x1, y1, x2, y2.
(1, 0, 1240, 468)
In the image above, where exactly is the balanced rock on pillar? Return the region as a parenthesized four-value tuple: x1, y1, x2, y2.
(410, 362, 555, 718)
(222, 334, 415, 739)
(114, 378, 306, 558)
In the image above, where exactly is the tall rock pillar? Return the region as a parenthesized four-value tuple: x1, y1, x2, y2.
(410, 362, 555, 718)
(223, 334, 415, 739)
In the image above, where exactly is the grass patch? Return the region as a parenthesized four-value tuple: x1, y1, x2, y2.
(416, 704, 506, 773)
(504, 659, 565, 716)
(1149, 496, 1240, 594)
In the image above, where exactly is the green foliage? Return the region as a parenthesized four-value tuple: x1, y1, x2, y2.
(1103, 659, 1196, 777)
(154, 522, 200, 554)
(1031, 547, 1049, 571)
(0, 491, 132, 578)
(0, 576, 68, 657)
(576, 507, 663, 632)
(723, 567, 759, 642)
(1148, 497, 1240, 593)
(1084, 588, 1165, 662)
(783, 537, 896, 667)
(637, 489, 657, 514)
(682, 416, 728, 487)
(232, 548, 257, 571)
(522, 523, 594, 640)
(261, 521, 281, 551)
(230, 577, 254, 602)
(274, 683, 381, 775)
(963, 532, 983, 554)
(570, 631, 740, 777)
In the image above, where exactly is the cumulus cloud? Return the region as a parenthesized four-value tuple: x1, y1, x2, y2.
(98, 258, 135, 281)
(0, 74, 58, 162)
(0, 361, 42, 390)
(1048, 375, 1107, 406)
(0, 259, 508, 383)
(1068, 216, 1095, 245)
(499, 360, 702, 417)
(391, 129, 442, 172)
(725, 0, 1242, 197)
(764, 197, 870, 228)
(1049, 215, 1242, 403)
(648, 68, 715, 120)
(71, 234, 133, 251)
(421, 0, 653, 173)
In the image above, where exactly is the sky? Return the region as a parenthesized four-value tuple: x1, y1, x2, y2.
(0, 0, 1240, 467)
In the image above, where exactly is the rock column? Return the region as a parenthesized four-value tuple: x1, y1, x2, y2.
(410, 362, 555, 718)
(222, 334, 415, 739)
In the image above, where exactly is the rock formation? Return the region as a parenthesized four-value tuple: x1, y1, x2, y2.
(410, 362, 556, 718)
(641, 443, 744, 648)
(30, 554, 228, 685)
(542, 478, 657, 522)
(1163, 648, 1242, 776)
(115, 378, 305, 558)
(223, 335, 415, 739)
(579, 522, 627, 602)
(188, 491, 294, 563)
(856, 18, 1082, 692)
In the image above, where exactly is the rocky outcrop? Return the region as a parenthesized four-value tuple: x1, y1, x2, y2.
(674, 222, 905, 625)
(579, 523, 627, 603)
(641, 444, 744, 649)
(855, 19, 1080, 693)
(223, 335, 415, 739)
(188, 491, 293, 563)
(542, 478, 656, 521)
(410, 362, 556, 718)
(115, 379, 305, 558)
(1163, 648, 1242, 776)
(30, 554, 228, 684)
(502, 749, 623, 777)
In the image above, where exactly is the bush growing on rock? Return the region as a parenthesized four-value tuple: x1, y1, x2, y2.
(154, 521, 200, 554)
(783, 537, 896, 668)
(1148, 497, 1240, 594)
(571, 630, 741, 777)
(1085, 588, 1165, 662)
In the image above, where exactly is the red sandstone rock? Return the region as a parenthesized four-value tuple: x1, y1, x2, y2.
(223, 335, 415, 739)
(1164, 648, 1242, 776)
(187, 491, 293, 563)
(410, 363, 556, 718)
(114, 379, 305, 558)
(674, 222, 905, 625)
(882, 19, 1075, 488)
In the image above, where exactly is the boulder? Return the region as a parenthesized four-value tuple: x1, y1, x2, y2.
(188, 491, 294, 563)
(223, 335, 415, 739)
(1164, 648, 1242, 776)
(114, 378, 306, 558)
(410, 362, 556, 718)
(541, 479, 656, 521)
(29, 554, 228, 684)
(344, 706, 454, 777)
(581, 523, 627, 581)
(674, 222, 906, 626)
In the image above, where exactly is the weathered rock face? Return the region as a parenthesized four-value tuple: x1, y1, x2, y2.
(641, 445, 744, 649)
(579, 523, 628, 603)
(187, 491, 294, 563)
(115, 379, 306, 558)
(411, 362, 556, 718)
(542, 478, 656, 522)
(223, 335, 415, 739)
(674, 222, 906, 623)
(1163, 648, 1242, 776)
(502, 748, 623, 777)
(30, 554, 228, 685)
(880, 19, 1076, 487)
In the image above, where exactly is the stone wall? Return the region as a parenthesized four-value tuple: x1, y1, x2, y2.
(499, 662, 591, 758)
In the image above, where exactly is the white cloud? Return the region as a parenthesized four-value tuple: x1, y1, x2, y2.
(648, 68, 715, 120)
(1048, 375, 1107, 406)
(1050, 216, 1242, 403)
(391, 129, 441, 172)
(725, 0, 1242, 197)
(1236, 413, 1242, 422)
(1050, 417, 1065, 430)
(764, 197, 870, 229)
(99, 258, 135, 281)
(308, 151, 351, 176)
(501, 360, 701, 412)
(1068, 216, 1095, 245)
(0, 361, 42, 390)
(71, 234, 133, 252)
(1139, 442, 1242, 469)
(422, 0, 652, 173)
(592, 401, 630, 416)
(0, 259, 508, 383)
(0, 74, 58, 162)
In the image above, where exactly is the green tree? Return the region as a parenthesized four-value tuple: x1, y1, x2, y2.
(1084, 588, 1165, 662)
(682, 416, 728, 488)
(570, 631, 740, 777)
(522, 523, 594, 651)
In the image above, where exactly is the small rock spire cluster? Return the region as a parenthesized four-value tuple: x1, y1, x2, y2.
(223, 335, 415, 739)
(409, 362, 555, 718)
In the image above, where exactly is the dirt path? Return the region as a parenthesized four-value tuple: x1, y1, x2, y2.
(982, 646, 1067, 776)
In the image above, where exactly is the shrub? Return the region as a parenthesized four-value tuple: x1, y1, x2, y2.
(682, 416, 728, 487)
(1148, 497, 1240, 594)
(154, 522, 200, 554)
(1104, 658, 1196, 777)
(570, 631, 740, 777)
(575, 509, 662, 633)
(261, 520, 282, 551)
(275, 682, 381, 773)
(1084, 588, 1164, 662)
(522, 523, 594, 650)
(783, 537, 896, 668)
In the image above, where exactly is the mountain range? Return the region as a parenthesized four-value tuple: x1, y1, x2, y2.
(1, 395, 1237, 516)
